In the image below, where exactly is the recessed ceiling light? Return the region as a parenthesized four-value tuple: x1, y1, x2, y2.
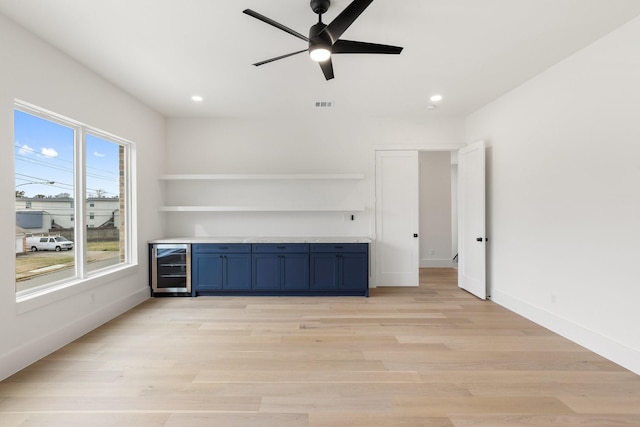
(191, 95, 204, 102)
(430, 94, 443, 102)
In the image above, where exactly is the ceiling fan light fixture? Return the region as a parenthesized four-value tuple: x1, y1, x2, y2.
(309, 45, 331, 62)
(244, 0, 403, 80)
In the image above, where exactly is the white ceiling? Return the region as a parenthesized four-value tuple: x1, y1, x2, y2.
(1, 0, 639, 118)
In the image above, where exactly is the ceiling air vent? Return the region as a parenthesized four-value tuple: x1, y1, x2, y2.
(315, 101, 334, 108)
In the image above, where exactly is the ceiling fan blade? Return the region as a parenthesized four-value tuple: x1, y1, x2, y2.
(253, 49, 308, 66)
(323, 0, 374, 43)
(319, 58, 335, 80)
(333, 39, 403, 55)
(243, 9, 309, 42)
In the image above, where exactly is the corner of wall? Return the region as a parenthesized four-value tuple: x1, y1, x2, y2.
(492, 289, 640, 375)
(0, 287, 148, 381)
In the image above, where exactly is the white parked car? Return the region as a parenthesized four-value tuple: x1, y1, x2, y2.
(26, 236, 74, 252)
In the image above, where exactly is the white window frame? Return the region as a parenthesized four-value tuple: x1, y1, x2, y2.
(15, 100, 138, 309)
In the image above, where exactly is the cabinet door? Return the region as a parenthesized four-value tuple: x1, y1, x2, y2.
(340, 253, 368, 290)
(192, 254, 224, 290)
(252, 254, 281, 290)
(282, 253, 309, 290)
(224, 254, 252, 290)
(310, 253, 339, 290)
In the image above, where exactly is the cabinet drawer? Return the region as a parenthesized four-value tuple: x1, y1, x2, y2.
(192, 244, 251, 253)
(252, 243, 309, 253)
(310, 243, 368, 253)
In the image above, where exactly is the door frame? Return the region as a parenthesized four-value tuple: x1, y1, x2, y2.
(370, 144, 464, 288)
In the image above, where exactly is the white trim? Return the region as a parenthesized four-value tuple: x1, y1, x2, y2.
(126, 141, 138, 266)
(76, 125, 87, 277)
(2, 286, 148, 381)
(159, 173, 364, 180)
(492, 289, 640, 375)
(159, 205, 365, 212)
(372, 144, 465, 152)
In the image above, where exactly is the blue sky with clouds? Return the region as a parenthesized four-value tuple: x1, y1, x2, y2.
(14, 110, 120, 198)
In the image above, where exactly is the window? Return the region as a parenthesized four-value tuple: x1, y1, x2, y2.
(14, 102, 133, 297)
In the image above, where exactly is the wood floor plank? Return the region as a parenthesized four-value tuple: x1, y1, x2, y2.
(392, 396, 573, 417)
(558, 397, 640, 414)
(193, 369, 422, 384)
(450, 414, 640, 427)
(164, 412, 307, 427)
(0, 413, 170, 427)
(310, 413, 455, 427)
(1, 268, 639, 427)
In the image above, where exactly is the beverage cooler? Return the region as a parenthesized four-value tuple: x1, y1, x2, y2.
(150, 244, 191, 296)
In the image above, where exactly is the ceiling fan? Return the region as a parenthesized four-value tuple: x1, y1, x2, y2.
(243, 0, 403, 80)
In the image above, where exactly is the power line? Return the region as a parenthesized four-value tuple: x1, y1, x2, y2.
(15, 143, 120, 178)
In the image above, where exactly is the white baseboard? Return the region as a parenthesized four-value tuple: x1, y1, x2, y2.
(420, 258, 456, 268)
(492, 289, 640, 375)
(0, 287, 149, 381)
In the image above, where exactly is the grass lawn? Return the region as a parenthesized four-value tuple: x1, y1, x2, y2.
(15, 255, 75, 275)
(87, 241, 120, 251)
(16, 241, 121, 281)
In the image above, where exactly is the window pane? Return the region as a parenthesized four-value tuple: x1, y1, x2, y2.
(85, 134, 126, 273)
(15, 110, 76, 292)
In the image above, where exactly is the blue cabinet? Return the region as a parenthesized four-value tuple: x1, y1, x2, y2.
(192, 244, 251, 294)
(310, 244, 368, 296)
(160, 241, 368, 297)
(252, 244, 309, 291)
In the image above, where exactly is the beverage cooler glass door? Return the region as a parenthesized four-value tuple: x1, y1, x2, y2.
(152, 244, 191, 293)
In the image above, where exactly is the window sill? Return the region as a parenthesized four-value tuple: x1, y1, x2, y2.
(16, 264, 139, 314)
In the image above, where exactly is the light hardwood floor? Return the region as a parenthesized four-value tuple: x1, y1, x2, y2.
(1, 268, 639, 426)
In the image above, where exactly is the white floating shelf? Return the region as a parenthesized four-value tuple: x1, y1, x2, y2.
(159, 173, 364, 181)
(159, 205, 365, 213)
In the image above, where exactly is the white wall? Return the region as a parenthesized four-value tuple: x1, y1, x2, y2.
(164, 116, 464, 238)
(0, 14, 165, 380)
(466, 16, 640, 374)
(419, 151, 453, 267)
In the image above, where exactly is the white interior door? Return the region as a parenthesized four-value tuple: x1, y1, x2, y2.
(458, 140, 487, 299)
(375, 150, 419, 287)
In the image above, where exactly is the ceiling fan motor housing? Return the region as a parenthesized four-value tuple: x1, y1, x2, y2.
(310, 0, 330, 15)
(309, 21, 332, 50)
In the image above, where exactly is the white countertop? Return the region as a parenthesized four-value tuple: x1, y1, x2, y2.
(148, 236, 372, 244)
